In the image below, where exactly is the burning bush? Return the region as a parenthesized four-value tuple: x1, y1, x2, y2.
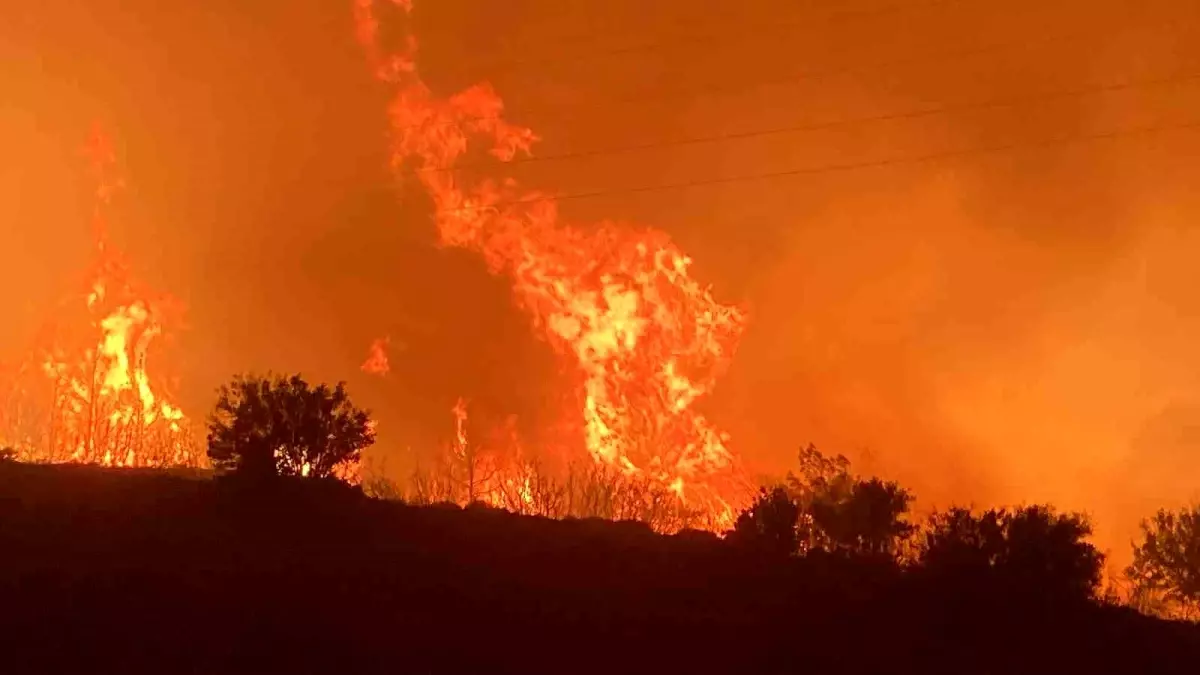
(0, 129, 200, 469)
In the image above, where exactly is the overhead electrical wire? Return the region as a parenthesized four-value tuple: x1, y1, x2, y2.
(436, 115, 1200, 212)
(495, 8, 1165, 118)
(421, 68, 1200, 173)
(391, 2, 1200, 211)
(443, 0, 973, 80)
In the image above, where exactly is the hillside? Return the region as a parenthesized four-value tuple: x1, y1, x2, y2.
(1, 462, 1197, 674)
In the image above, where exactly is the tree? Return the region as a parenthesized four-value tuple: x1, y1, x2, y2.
(786, 445, 915, 557)
(919, 505, 1104, 600)
(787, 444, 854, 506)
(206, 374, 374, 481)
(408, 398, 501, 506)
(727, 486, 801, 557)
(920, 506, 1006, 572)
(0, 446, 15, 463)
(816, 477, 916, 557)
(1127, 505, 1200, 617)
(1001, 505, 1103, 598)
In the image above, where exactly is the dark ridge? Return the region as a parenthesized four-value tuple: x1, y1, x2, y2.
(1, 462, 1197, 675)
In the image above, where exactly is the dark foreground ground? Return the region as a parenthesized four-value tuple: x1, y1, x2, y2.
(1, 462, 1198, 674)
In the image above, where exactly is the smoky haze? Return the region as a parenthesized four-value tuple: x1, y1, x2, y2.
(3, 0, 1200, 559)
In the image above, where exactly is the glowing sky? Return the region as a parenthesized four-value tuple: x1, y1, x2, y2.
(4, 0, 1200, 559)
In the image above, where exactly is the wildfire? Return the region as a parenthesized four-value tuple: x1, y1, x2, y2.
(361, 336, 391, 376)
(355, 1, 751, 526)
(0, 128, 201, 469)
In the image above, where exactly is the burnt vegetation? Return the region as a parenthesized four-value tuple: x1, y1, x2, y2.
(1, 377, 1199, 674)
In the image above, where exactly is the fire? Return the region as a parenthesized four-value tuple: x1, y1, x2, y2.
(356, 1, 751, 526)
(361, 336, 391, 376)
(452, 397, 469, 450)
(0, 128, 201, 469)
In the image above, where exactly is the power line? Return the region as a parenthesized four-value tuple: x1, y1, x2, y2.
(551, 0, 967, 57)
(421, 69, 1200, 173)
(435, 116, 1200, 212)
(497, 7, 1162, 118)
(447, 0, 970, 80)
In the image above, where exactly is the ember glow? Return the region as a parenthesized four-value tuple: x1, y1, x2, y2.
(355, 0, 751, 524)
(0, 129, 201, 468)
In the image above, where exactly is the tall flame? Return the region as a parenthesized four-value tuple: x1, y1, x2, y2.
(356, 1, 750, 523)
(0, 128, 200, 468)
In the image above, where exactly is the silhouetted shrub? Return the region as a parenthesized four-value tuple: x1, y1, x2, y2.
(728, 486, 800, 557)
(206, 373, 374, 482)
(919, 504, 1104, 600)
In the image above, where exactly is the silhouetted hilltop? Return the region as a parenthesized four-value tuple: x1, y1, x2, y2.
(1, 462, 1197, 674)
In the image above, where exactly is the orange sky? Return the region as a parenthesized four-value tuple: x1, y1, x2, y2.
(3, 0, 1200, 559)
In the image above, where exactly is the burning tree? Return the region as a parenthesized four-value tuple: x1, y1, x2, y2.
(408, 400, 554, 509)
(0, 128, 200, 468)
(354, 0, 752, 528)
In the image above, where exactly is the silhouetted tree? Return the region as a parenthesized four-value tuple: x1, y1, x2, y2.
(727, 486, 800, 557)
(815, 477, 916, 557)
(786, 444, 915, 557)
(920, 505, 1104, 600)
(206, 374, 374, 481)
(787, 444, 854, 503)
(408, 398, 502, 505)
(1002, 505, 1103, 598)
(1127, 505, 1200, 617)
(920, 506, 1006, 572)
(0, 446, 15, 462)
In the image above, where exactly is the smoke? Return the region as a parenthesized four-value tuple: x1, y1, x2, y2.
(691, 0, 1200, 559)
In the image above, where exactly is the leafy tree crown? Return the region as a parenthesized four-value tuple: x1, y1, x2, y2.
(206, 373, 374, 481)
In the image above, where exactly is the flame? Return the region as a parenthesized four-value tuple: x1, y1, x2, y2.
(356, 1, 750, 526)
(361, 336, 392, 376)
(452, 397, 469, 451)
(0, 128, 201, 469)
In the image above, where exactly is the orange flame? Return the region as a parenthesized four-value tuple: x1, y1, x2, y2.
(0, 128, 201, 469)
(355, 1, 751, 525)
(361, 336, 392, 376)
